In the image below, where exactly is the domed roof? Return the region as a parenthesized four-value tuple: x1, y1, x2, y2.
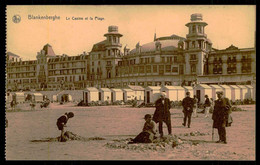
(129, 39, 179, 54)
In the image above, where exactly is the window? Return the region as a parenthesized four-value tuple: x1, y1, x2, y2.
(140, 58, 143, 64)
(134, 66, 138, 73)
(146, 65, 151, 73)
(116, 68, 118, 76)
(161, 57, 165, 63)
(166, 65, 171, 72)
(198, 25, 202, 33)
(107, 61, 111, 66)
(192, 41, 195, 48)
(190, 54, 196, 60)
(172, 67, 178, 72)
(129, 66, 133, 74)
(98, 54, 101, 59)
(173, 56, 177, 63)
(107, 70, 111, 78)
(151, 57, 155, 63)
(92, 62, 94, 66)
(139, 66, 144, 73)
(191, 64, 196, 73)
(192, 25, 196, 33)
(167, 57, 172, 63)
(113, 37, 117, 43)
(153, 65, 157, 72)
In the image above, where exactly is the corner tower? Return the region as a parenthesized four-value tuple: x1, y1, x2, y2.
(104, 26, 123, 57)
(184, 13, 212, 76)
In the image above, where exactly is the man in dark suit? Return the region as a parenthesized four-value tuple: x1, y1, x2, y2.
(152, 92, 172, 137)
(182, 92, 194, 128)
(212, 91, 232, 144)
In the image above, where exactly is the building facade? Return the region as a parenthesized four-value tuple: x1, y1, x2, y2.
(6, 13, 256, 91)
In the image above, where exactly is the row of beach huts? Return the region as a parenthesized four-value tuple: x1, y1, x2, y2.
(6, 84, 255, 105)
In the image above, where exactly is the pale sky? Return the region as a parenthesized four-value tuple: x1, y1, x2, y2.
(6, 5, 256, 60)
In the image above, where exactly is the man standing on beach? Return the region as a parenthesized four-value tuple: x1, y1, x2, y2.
(212, 91, 232, 144)
(152, 92, 172, 137)
(182, 92, 194, 128)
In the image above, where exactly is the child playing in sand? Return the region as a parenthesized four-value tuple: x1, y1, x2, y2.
(56, 112, 74, 142)
(128, 114, 157, 144)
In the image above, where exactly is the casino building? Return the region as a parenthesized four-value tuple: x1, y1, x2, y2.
(6, 13, 256, 91)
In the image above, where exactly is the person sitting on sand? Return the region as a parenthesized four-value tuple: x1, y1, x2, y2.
(128, 114, 156, 144)
(56, 112, 74, 142)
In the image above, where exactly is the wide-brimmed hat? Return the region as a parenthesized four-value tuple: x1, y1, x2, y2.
(160, 92, 166, 96)
(216, 91, 224, 95)
(144, 114, 152, 119)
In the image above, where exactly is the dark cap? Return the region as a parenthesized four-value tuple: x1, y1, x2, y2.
(186, 92, 190, 95)
(144, 114, 152, 119)
(205, 95, 208, 97)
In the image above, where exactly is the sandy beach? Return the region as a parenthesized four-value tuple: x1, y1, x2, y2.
(5, 103, 255, 160)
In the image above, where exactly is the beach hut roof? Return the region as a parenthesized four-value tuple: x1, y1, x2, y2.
(162, 86, 184, 90)
(33, 93, 43, 96)
(237, 85, 247, 89)
(85, 87, 99, 92)
(183, 86, 193, 90)
(209, 85, 222, 89)
(14, 92, 24, 96)
(122, 88, 134, 92)
(197, 84, 211, 89)
(229, 85, 239, 89)
(128, 85, 144, 91)
(245, 85, 253, 89)
(99, 88, 112, 92)
(111, 88, 123, 92)
(219, 85, 231, 89)
(146, 86, 161, 90)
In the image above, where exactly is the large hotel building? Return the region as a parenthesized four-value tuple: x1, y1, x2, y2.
(6, 13, 256, 91)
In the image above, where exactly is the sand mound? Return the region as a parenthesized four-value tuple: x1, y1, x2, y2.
(105, 135, 186, 151)
(30, 131, 106, 142)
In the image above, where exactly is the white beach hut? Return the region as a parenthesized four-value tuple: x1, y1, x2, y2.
(110, 88, 124, 102)
(98, 88, 112, 102)
(122, 88, 135, 102)
(32, 93, 44, 103)
(245, 85, 255, 101)
(183, 86, 194, 98)
(209, 84, 223, 100)
(14, 92, 25, 103)
(237, 85, 248, 101)
(128, 85, 145, 101)
(83, 87, 99, 104)
(229, 85, 241, 102)
(160, 86, 185, 101)
(194, 84, 212, 104)
(145, 86, 161, 104)
(219, 85, 232, 101)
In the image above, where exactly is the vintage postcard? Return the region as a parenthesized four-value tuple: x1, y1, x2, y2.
(5, 5, 255, 160)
